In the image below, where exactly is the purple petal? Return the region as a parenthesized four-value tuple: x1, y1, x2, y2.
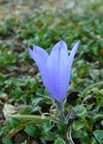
(27, 45, 49, 86)
(68, 41, 80, 69)
(46, 40, 69, 102)
(27, 40, 80, 103)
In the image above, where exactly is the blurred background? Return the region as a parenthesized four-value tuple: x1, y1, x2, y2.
(0, 0, 103, 19)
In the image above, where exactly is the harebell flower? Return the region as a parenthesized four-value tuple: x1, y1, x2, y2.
(28, 40, 80, 143)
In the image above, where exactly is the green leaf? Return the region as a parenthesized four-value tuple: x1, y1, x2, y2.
(73, 105, 87, 117)
(32, 97, 44, 106)
(100, 138, 103, 144)
(73, 120, 84, 130)
(25, 124, 36, 137)
(93, 130, 103, 143)
(72, 130, 89, 142)
(2, 137, 12, 144)
(21, 140, 27, 144)
(10, 114, 53, 123)
(39, 121, 54, 141)
(101, 120, 103, 126)
(41, 121, 53, 133)
(93, 114, 103, 123)
(54, 138, 65, 144)
(91, 137, 98, 144)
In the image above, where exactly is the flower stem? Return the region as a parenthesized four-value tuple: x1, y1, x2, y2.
(67, 127, 75, 144)
(55, 101, 74, 144)
(55, 101, 66, 122)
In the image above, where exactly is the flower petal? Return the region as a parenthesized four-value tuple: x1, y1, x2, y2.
(68, 41, 80, 69)
(27, 40, 80, 103)
(67, 41, 80, 86)
(46, 40, 69, 102)
(27, 45, 49, 86)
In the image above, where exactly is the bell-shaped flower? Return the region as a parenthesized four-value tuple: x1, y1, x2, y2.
(27, 40, 80, 103)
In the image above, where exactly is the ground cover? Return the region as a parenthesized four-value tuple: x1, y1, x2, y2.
(0, 0, 103, 144)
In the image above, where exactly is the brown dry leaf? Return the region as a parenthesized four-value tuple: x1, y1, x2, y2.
(92, 69, 100, 76)
(3, 103, 17, 119)
(0, 92, 8, 102)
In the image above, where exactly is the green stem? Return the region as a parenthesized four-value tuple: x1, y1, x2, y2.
(55, 101, 66, 122)
(67, 126, 75, 144)
(55, 101, 74, 144)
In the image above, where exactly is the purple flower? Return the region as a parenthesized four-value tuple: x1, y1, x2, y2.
(28, 40, 80, 103)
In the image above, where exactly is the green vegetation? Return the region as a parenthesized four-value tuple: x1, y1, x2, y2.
(0, 1, 103, 143)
